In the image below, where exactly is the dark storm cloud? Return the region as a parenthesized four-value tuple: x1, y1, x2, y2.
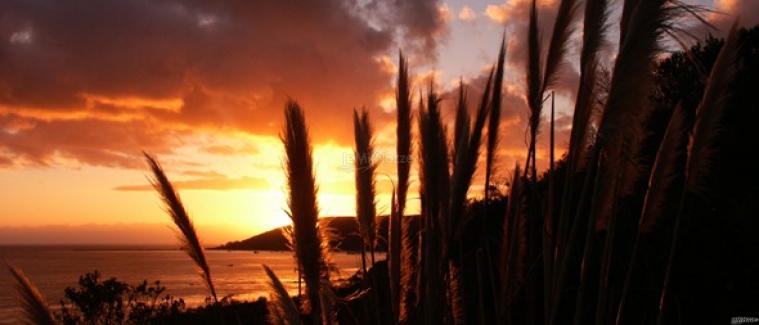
(0, 0, 447, 167)
(359, 0, 449, 60)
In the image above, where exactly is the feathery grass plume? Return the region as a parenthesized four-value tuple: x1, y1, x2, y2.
(485, 40, 506, 199)
(449, 69, 492, 247)
(396, 52, 412, 217)
(280, 224, 304, 297)
(282, 101, 328, 323)
(350, 111, 382, 323)
(583, 1, 683, 321)
(546, 0, 611, 320)
(353, 108, 378, 274)
(683, 22, 739, 196)
(638, 105, 692, 235)
(542, 0, 581, 93)
(282, 225, 296, 252)
(400, 96, 426, 325)
(144, 153, 218, 303)
(418, 86, 450, 240)
(262, 264, 302, 325)
(524, 0, 543, 179)
(388, 188, 401, 323)
(395, 53, 416, 324)
(584, 3, 708, 321)
(530, 0, 581, 309)
(317, 218, 339, 277)
(615, 104, 691, 324)
(520, 10, 547, 317)
(417, 86, 449, 325)
(611, 2, 712, 201)
(549, 0, 611, 320)
(447, 71, 492, 324)
(597, 1, 712, 225)
(555, 0, 610, 250)
(658, 20, 740, 324)
(592, 0, 677, 231)
(413, 92, 427, 324)
(7, 265, 57, 325)
(319, 280, 338, 325)
(399, 208, 419, 325)
(619, 0, 642, 45)
(571, 0, 609, 171)
(453, 79, 470, 161)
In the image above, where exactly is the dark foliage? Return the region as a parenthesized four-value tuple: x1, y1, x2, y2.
(656, 26, 759, 324)
(156, 299, 269, 324)
(57, 271, 185, 325)
(46, 25, 759, 325)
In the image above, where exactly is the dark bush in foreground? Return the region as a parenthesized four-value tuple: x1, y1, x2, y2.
(57, 271, 185, 325)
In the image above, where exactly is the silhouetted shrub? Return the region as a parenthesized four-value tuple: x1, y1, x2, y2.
(57, 271, 185, 324)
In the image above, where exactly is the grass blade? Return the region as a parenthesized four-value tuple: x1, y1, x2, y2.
(417, 86, 449, 325)
(396, 52, 412, 217)
(553, 0, 610, 278)
(353, 108, 378, 273)
(542, 0, 581, 93)
(388, 188, 401, 323)
(524, 0, 543, 179)
(657, 20, 740, 324)
(396, 52, 417, 325)
(447, 69, 491, 323)
(262, 264, 302, 325)
(144, 153, 218, 303)
(619, 0, 642, 45)
(453, 79, 470, 163)
(485, 40, 506, 198)
(615, 104, 691, 324)
(7, 265, 57, 325)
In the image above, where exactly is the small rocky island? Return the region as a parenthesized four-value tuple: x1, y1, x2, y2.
(215, 216, 394, 252)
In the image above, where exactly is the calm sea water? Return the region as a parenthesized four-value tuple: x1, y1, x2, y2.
(0, 246, 366, 324)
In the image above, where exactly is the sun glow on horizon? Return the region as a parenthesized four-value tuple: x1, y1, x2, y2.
(3, 0, 724, 244)
(0, 129, 419, 243)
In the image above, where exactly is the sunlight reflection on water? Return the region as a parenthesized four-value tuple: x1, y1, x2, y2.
(0, 246, 372, 323)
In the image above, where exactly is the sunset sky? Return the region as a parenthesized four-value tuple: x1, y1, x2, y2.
(0, 0, 752, 244)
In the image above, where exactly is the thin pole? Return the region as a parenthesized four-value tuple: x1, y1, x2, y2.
(544, 91, 555, 321)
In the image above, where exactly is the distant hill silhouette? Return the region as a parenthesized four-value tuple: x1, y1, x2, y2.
(215, 216, 420, 252)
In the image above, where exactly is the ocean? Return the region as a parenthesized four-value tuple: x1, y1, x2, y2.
(0, 246, 366, 324)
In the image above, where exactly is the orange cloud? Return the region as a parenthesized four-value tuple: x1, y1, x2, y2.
(202, 143, 259, 156)
(710, 0, 759, 31)
(0, 114, 177, 168)
(458, 6, 478, 22)
(485, 4, 509, 23)
(0, 0, 448, 169)
(114, 175, 268, 191)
